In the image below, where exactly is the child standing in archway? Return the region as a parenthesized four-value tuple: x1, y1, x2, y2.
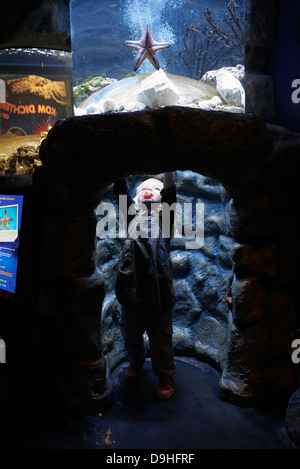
(114, 172, 176, 399)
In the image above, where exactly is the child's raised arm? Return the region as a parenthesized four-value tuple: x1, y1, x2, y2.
(163, 172, 176, 190)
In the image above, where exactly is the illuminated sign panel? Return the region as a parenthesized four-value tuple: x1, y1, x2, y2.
(0, 194, 24, 299)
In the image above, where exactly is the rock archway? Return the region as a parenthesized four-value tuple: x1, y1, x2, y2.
(34, 106, 299, 414)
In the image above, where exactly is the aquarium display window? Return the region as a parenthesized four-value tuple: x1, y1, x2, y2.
(70, 0, 245, 116)
(0, 47, 73, 175)
(0, 48, 73, 136)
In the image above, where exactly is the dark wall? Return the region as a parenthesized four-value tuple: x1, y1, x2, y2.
(269, 0, 300, 132)
(0, 0, 71, 51)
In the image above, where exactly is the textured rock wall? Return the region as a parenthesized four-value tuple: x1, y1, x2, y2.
(98, 171, 233, 372)
(31, 107, 299, 415)
(244, 0, 277, 122)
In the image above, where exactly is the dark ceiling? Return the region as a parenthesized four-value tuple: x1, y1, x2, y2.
(0, 0, 71, 51)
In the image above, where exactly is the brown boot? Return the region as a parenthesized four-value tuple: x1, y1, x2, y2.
(155, 377, 175, 399)
(126, 363, 143, 382)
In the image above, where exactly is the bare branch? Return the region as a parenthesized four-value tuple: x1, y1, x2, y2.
(179, 0, 245, 79)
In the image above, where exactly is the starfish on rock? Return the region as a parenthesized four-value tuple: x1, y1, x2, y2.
(126, 23, 171, 71)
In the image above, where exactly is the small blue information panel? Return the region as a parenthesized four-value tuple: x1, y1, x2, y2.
(0, 194, 24, 299)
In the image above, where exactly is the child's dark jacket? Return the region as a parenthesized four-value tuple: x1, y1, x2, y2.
(114, 178, 176, 314)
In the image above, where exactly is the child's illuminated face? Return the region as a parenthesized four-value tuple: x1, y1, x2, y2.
(136, 178, 163, 205)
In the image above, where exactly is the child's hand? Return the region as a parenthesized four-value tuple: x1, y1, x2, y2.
(163, 172, 176, 190)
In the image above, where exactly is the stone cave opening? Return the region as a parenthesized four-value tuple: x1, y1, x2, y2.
(29, 105, 298, 418)
(95, 170, 234, 375)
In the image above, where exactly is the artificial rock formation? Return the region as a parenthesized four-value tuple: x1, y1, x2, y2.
(32, 106, 300, 416)
(215, 69, 245, 107)
(0, 132, 44, 174)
